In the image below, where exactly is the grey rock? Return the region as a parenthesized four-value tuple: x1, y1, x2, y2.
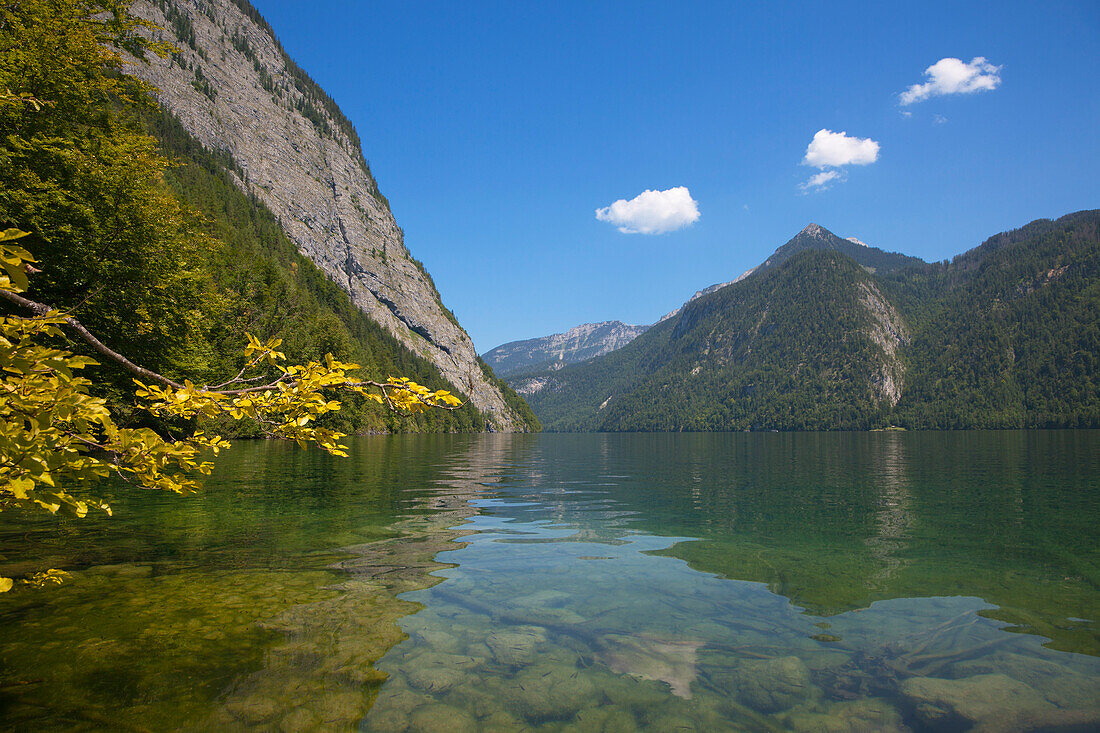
(484, 321, 649, 377)
(732, 656, 815, 713)
(900, 673, 1054, 729)
(125, 0, 530, 430)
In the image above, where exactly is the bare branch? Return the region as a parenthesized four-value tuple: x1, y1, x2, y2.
(0, 289, 183, 390)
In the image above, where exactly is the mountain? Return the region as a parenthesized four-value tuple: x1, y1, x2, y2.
(514, 214, 1100, 431)
(655, 269, 757, 324)
(891, 210, 1100, 428)
(756, 223, 925, 276)
(497, 225, 923, 375)
(482, 321, 649, 377)
(124, 0, 536, 431)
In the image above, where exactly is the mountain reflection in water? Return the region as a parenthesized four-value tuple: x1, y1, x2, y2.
(1, 432, 1097, 731)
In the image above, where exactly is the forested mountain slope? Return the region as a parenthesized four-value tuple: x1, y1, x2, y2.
(488, 224, 918, 378)
(893, 211, 1100, 428)
(124, 0, 535, 431)
(516, 213, 1100, 431)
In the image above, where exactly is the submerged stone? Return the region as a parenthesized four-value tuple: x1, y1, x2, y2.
(952, 652, 1100, 709)
(479, 710, 530, 733)
(561, 703, 641, 733)
(732, 656, 815, 713)
(408, 702, 478, 733)
(900, 673, 1053, 729)
(598, 633, 702, 699)
(782, 697, 907, 732)
(486, 626, 547, 666)
(405, 663, 466, 694)
(503, 664, 598, 721)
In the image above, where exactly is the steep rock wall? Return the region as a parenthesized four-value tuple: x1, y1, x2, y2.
(126, 0, 527, 430)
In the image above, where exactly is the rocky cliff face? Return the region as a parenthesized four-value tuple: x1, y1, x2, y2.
(126, 0, 528, 430)
(483, 321, 649, 377)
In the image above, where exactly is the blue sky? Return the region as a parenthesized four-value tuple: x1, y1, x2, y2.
(250, 0, 1099, 352)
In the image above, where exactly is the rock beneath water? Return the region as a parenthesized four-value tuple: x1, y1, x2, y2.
(223, 695, 279, 724)
(646, 711, 703, 732)
(515, 589, 572, 608)
(401, 651, 482, 695)
(405, 664, 466, 694)
(408, 702, 478, 733)
(412, 628, 465, 654)
(733, 656, 815, 713)
(566, 704, 639, 733)
(479, 710, 529, 733)
(486, 626, 546, 667)
(503, 665, 598, 721)
(598, 633, 702, 699)
(533, 607, 588, 625)
(277, 706, 322, 732)
(952, 652, 1100, 709)
(782, 697, 907, 732)
(308, 690, 368, 728)
(361, 707, 409, 732)
(600, 672, 674, 709)
(900, 673, 1054, 729)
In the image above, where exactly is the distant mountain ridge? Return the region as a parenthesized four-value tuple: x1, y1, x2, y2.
(483, 321, 649, 377)
(511, 212, 1100, 431)
(490, 224, 923, 368)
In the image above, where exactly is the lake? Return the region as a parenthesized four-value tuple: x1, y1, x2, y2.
(1, 432, 1097, 731)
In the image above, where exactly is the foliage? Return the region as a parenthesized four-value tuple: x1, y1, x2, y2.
(1, 229, 463, 592)
(1, 0, 538, 437)
(0, 0, 218, 395)
(0, 0, 482, 593)
(891, 211, 1100, 428)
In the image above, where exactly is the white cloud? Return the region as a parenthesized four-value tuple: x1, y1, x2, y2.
(800, 170, 842, 192)
(933, 113, 948, 124)
(803, 129, 880, 168)
(899, 57, 1002, 106)
(595, 186, 700, 234)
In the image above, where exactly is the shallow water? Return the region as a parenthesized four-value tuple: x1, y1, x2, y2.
(1, 432, 1098, 731)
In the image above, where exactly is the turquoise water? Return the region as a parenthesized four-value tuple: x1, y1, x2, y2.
(1, 432, 1098, 731)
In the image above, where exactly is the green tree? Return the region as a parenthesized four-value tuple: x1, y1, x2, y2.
(0, 1, 466, 591)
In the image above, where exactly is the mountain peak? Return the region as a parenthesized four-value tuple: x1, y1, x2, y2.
(800, 223, 831, 238)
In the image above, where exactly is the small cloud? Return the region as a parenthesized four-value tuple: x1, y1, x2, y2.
(899, 57, 1001, 106)
(933, 113, 947, 124)
(800, 170, 843, 192)
(742, 204, 750, 211)
(595, 186, 700, 234)
(799, 129, 879, 191)
(803, 129, 880, 168)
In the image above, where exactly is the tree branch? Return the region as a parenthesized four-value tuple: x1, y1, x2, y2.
(0, 288, 183, 390)
(0, 290, 465, 411)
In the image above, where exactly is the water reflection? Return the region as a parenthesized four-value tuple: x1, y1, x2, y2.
(0, 432, 1097, 731)
(365, 431, 1100, 731)
(0, 436, 506, 731)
